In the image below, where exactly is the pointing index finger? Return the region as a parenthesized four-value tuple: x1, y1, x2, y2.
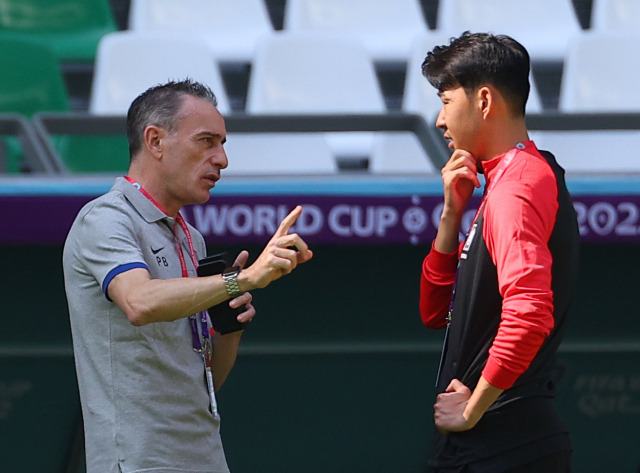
(275, 205, 302, 237)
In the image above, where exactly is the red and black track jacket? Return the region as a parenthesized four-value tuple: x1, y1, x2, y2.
(420, 142, 580, 470)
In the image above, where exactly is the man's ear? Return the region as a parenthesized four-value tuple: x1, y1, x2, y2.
(477, 86, 493, 119)
(143, 125, 164, 159)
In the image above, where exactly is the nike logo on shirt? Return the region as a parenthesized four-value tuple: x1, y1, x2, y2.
(151, 246, 165, 255)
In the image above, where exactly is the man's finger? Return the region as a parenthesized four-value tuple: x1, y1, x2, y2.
(274, 205, 303, 237)
(277, 234, 309, 255)
(446, 378, 466, 393)
(233, 250, 249, 269)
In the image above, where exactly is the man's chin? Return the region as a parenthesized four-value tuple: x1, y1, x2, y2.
(193, 189, 214, 205)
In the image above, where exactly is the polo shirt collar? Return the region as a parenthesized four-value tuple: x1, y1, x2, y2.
(113, 176, 170, 224)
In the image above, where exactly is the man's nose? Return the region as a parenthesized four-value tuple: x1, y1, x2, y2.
(213, 147, 228, 169)
(435, 107, 446, 129)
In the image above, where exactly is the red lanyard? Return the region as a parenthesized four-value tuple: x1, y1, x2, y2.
(173, 214, 198, 278)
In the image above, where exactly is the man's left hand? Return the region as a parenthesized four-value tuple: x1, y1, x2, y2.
(230, 250, 255, 323)
(433, 378, 476, 434)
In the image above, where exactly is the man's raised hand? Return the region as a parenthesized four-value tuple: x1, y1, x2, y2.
(240, 206, 314, 291)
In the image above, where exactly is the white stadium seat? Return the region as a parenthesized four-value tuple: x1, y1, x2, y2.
(128, 0, 273, 62)
(559, 32, 640, 112)
(283, 0, 428, 62)
(89, 31, 231, 115)
(530, 32, 640, 175)
(591, 0, 640, 32)
(246, 32, 386, 162)
(246, 32, 385, 114)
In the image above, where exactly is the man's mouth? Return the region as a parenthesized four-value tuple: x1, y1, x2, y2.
(203, 174, 219, 186)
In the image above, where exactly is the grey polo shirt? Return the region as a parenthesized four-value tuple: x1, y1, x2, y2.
(63, 177, 229, 473)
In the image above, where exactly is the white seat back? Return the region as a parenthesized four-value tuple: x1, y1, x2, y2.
(246, 32, 386, 161)
(591, 0, 640, 31)
(559, 32, 640, 112)
(246, 32, 385, 114)
(283, 0, 428, 62)
(128, 0, 273, 62)
(89, 31, 230, 115)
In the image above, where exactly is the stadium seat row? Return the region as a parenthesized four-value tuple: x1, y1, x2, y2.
(1, 0, 640, 176)
(6, 26, 640, 119)
(2, 27, 640, 176)
(0, 0, 638, 65)
(126, 0, 640, 64)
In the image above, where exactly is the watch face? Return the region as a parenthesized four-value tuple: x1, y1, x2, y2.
(223, 266, 240, 277)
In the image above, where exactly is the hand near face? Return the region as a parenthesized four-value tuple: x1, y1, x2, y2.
(441, 149, 481, 218)
(240, 206, 314, 291)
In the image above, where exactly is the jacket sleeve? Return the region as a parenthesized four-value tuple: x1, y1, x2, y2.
(419, 241, 459, 329)
(481, 160, 559, 390)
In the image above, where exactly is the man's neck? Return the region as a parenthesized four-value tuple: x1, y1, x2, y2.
(477, 120, 529, 162)
(126, 169, 181, 218)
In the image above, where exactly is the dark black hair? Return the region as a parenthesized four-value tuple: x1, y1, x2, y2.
(126, 78, 218, 159)
(421, 31, 531, 116)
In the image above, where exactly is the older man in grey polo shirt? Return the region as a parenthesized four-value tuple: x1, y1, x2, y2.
(63, 79, 313, 473)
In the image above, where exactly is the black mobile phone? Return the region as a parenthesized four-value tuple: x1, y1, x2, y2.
(197, 252, 246, 334)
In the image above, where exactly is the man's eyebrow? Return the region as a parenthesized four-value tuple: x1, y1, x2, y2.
(198, 131, 226, 144)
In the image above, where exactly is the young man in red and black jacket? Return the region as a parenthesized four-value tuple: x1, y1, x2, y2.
(419, 32, 580, 473)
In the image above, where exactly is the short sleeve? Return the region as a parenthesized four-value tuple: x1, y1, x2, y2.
(73, 195, 149, 299)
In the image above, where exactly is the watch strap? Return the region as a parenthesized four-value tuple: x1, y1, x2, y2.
(222, 266, 242, 298)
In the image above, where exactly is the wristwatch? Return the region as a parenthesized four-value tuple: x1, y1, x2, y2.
(222, 266, 243, 298)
